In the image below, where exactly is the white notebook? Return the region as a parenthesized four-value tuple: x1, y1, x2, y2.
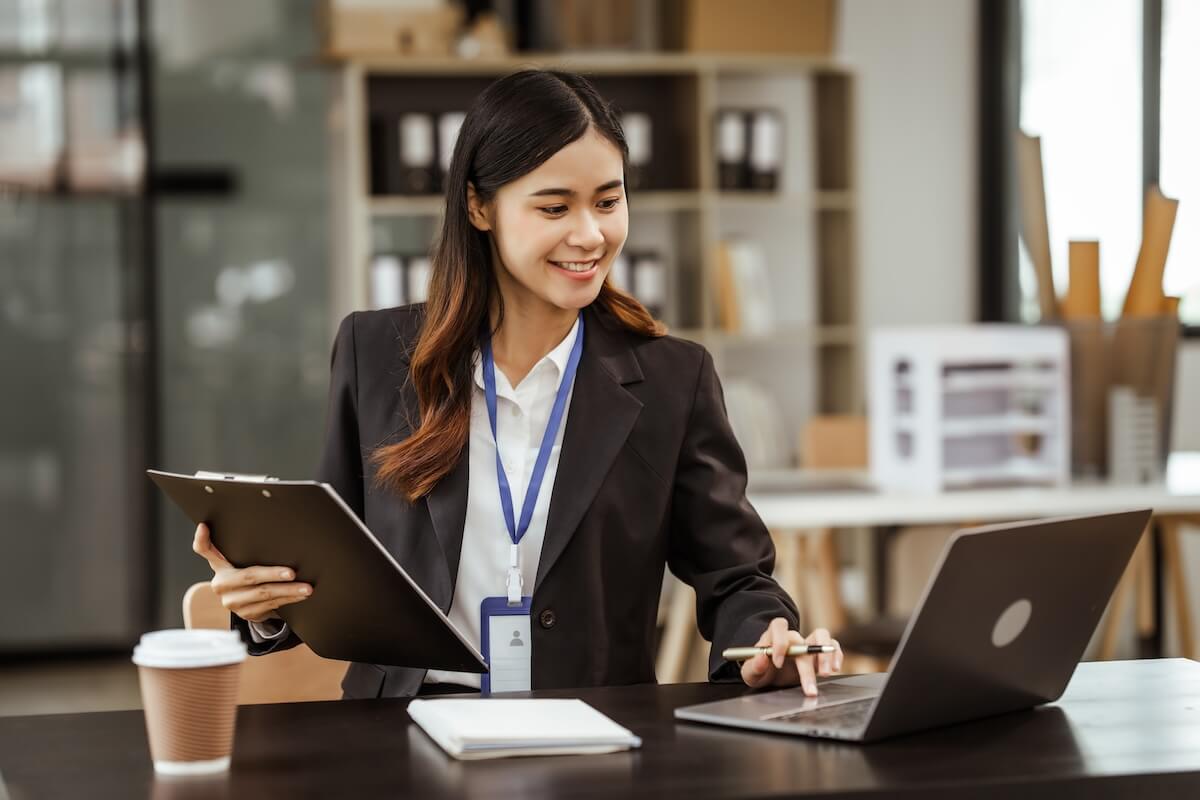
(407, 698, 643, 760)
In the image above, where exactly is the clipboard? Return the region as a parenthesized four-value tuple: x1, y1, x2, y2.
(148, 469, 487, 674)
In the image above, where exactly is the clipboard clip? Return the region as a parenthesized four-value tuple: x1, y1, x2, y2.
(194, 470, 279, 482)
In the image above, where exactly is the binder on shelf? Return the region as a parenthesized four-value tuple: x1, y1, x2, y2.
(368, 253, 433, 309)
(435, 111, 466, 194)
(609, 252, 632, 292)
(395, 112, 436, 195)
(369, 254, 404, 309)
(621, 111, 652, 191)
(630, 251, 666, 319)
(714, 108, 785, 193)
(367, 114, 392, 195)
(747, 109, 783, 191)
(715, 109, 747, 191)
(406, 255, 432, 304)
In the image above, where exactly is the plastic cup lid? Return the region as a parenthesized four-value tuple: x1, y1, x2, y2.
(133, 629, 247, 669)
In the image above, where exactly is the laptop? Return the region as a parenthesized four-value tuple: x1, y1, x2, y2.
(675, 509, 1151, 743)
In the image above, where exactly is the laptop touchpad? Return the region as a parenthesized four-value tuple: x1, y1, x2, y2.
(734, 675, 884, 720)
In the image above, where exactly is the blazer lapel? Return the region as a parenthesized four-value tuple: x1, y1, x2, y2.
(534, 306, 644, 592)
(395, 308, 469, 609)
(423, 448, 468, 608)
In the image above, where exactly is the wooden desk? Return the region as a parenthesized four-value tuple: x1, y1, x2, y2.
(1, 659, 1199, 799)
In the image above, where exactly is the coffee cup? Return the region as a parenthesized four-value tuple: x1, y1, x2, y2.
(133, 629, 247, 775)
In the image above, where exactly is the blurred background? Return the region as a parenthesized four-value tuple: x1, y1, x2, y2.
(0, 0, 1197, 714)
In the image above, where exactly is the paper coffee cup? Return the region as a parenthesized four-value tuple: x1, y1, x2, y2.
(133, 629, 247, 775)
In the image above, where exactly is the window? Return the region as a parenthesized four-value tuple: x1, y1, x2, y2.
(1015, 0, 1198, 328)
(1160, 0, 1200, 322)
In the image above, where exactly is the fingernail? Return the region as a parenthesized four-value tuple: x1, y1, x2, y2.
(804, 682, 817, 697)
(773, 654, 784, 669)
(298, 586, 310, 595)
(280, 570, 293, 580)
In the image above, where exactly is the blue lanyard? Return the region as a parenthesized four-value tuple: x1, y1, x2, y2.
(481, 312, 585, 550)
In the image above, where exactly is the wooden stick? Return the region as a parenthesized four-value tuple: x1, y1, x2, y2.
(1063, 240, 1101, 319)
(1016, 132, 1059, 321)
(1122, 186, 1178, 318)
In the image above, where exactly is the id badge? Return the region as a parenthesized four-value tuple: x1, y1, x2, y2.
(480, 595, 532, 695)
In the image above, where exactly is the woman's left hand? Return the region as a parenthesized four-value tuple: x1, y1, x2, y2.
(740, 617, 843, 696)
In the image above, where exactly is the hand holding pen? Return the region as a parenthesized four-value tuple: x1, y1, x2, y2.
(735, 618, 843, 696)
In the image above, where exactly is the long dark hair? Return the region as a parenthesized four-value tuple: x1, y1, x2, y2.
(371, 69, 665, 502)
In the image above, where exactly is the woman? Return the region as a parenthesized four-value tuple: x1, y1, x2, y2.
(193, 68, 842, 699)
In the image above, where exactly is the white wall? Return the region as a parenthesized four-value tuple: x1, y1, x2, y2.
(837, 0, 978, 328)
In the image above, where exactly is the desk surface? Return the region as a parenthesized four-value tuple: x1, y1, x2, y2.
(2, 659, 1200, 799)
(749, 452, 1200, 529)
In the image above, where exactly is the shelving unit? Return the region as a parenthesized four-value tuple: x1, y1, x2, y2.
(328, 52, 859, 464)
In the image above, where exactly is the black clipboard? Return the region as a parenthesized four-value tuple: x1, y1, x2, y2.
(148, 469, 487, 673)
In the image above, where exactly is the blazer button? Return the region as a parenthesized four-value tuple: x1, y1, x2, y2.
(539, 609, 557, 629)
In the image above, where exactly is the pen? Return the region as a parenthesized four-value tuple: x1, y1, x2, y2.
(722, 645, 836, 662)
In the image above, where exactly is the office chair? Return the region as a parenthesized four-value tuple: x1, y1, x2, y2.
(183, 582, 348, 704)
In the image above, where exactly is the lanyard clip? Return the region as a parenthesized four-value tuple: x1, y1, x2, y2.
(506, 565, 523, 606)
(507, 543, 522, 605)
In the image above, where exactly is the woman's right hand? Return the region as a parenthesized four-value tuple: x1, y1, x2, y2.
(192, 523, 313, 624)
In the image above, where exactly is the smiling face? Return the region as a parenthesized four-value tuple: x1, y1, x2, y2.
(467, 127, 628, 318)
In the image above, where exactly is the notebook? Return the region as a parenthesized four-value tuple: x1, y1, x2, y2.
(407, 699, 642, 760)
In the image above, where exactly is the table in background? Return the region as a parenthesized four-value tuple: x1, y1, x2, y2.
(717, 452, 1200, 673)
(2, 659, 1200, 799)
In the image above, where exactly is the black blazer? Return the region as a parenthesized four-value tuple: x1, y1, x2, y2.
(233, 303, 799, 698)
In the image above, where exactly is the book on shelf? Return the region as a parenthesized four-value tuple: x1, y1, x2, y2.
(714, 237, 774, 336)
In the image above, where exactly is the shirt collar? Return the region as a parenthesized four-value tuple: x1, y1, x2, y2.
(473, 313, 581, 392)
